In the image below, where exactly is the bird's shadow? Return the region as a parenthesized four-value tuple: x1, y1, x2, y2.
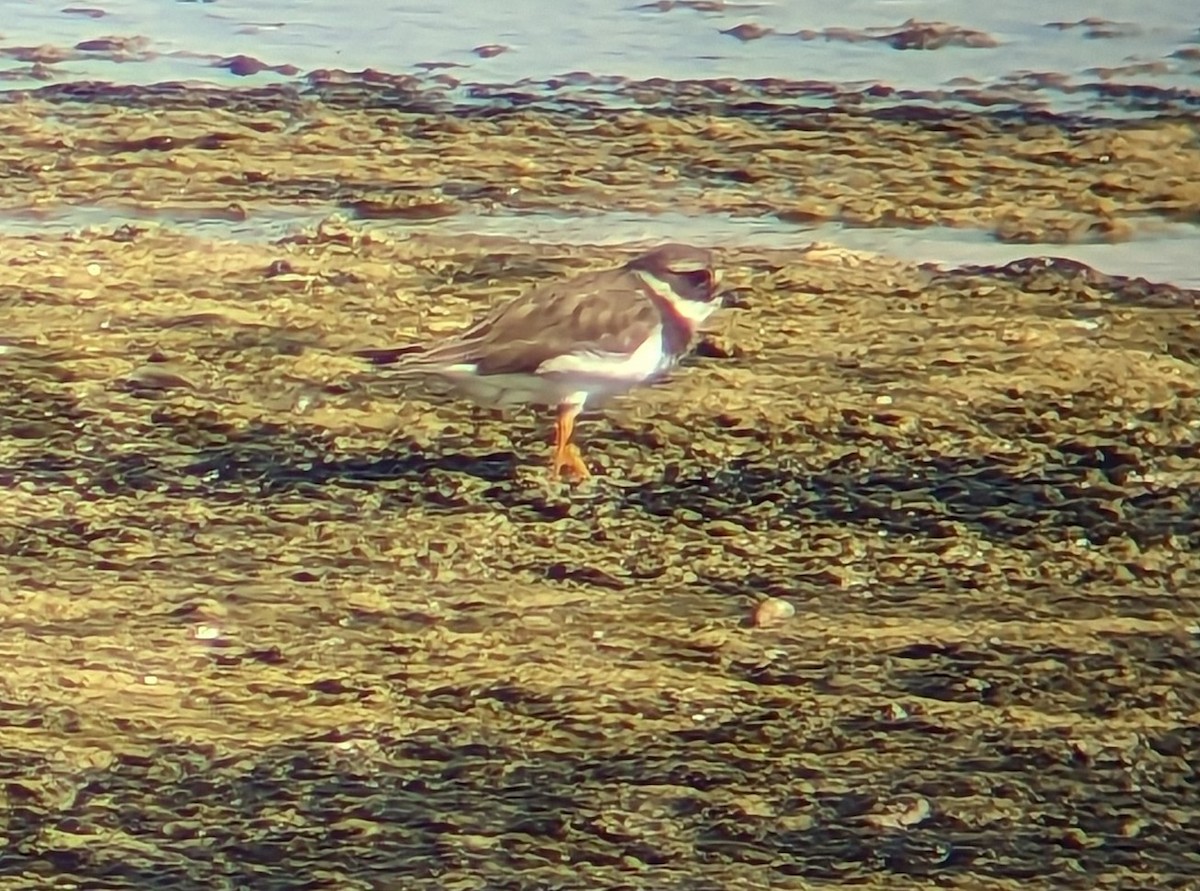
(181, 427, 528, 493)
(128, 403, 1199, 554)
(163, 405, 703, 513)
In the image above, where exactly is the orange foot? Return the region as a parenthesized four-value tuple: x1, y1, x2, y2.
(551, 442, 592, 482)
(551, 402, 592, 483)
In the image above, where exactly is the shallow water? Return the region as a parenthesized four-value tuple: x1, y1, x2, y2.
(5, 0, 1199, 109)
(4, 0, 1200, 286)
(4, 202, 1199, 289)
(3, 0, 1200, 285)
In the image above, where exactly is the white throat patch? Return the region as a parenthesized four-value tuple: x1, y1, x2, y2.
(634, 269, 721, 328)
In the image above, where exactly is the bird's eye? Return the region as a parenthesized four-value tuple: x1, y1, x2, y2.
(684, 269, 711, 288)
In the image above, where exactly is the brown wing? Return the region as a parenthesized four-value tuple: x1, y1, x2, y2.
(385, 267, 663, 376)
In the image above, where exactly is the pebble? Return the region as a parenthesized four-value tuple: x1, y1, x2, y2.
(752, 597, 795, 627)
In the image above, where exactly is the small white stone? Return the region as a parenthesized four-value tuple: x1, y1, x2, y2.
(752, 597, 796, 627)
(86, 263, 101, 277)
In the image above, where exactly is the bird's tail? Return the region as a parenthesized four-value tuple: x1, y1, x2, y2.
(353, 337, 482, 375)
(353, 345, 425, 367)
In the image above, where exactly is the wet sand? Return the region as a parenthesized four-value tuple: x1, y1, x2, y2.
(1, 81, 1199, 889)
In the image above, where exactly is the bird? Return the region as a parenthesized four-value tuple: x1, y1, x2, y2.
(355, 243, 725, 482)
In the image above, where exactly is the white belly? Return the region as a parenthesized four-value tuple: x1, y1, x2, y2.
(431, 324, 673, 409)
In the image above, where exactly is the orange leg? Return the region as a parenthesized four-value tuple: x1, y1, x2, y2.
(551, 402, 591, 482)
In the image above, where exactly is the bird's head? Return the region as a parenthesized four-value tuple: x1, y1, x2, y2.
(625, 244, 724, 327)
